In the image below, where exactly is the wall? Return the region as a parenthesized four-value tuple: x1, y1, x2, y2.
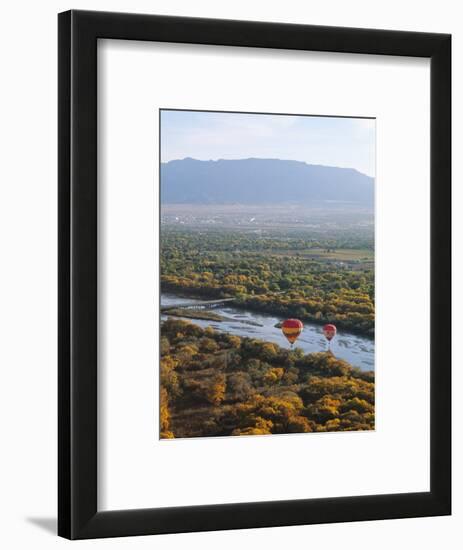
(0, 1, 459, 548)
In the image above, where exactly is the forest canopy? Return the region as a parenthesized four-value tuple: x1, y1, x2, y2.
(161, 229, 374, 336)
(160, 319, 374, 439)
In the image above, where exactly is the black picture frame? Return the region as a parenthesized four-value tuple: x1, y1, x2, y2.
(58, 9, 451, 540)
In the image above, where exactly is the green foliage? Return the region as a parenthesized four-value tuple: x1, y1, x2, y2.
(160, 229, 374, 336)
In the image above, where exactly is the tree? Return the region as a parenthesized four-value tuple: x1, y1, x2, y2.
(287, 415, 312, 433)
(232, 417, 273, 436)
(228, 372, 253, 401)
(226, 334, 241, 349)
(263, 367, 284, 384)
(204, 374, 226, 406)
(177, 344, 199, 363)
(160, 387, 171, 436)
(160, 336, 170, 355)
(200, 337, 219, 353)
(159, 319, 374, 438)
(160, 356, 180, 396)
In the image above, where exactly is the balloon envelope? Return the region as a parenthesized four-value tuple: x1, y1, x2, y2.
(281, 318, 303, 345)
(323, 323, 337, 341)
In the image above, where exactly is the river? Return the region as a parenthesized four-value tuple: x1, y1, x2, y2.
(161, 293, 374, 372)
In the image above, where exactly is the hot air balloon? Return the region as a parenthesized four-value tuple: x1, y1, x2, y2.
(281, 318, 303, 347)
(323, 323, 337, 350)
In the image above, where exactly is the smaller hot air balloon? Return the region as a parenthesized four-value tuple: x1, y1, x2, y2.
(323, 323, 337, 350)
(281, 318, 303, 347)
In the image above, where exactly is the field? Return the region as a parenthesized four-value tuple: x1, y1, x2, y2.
(273, 248, 373, 261)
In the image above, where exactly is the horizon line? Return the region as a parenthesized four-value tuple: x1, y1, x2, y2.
(160, 157, 373, 178)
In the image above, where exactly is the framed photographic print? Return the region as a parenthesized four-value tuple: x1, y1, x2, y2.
(58, 10, 451, 539)
(158, 108, 376, 440)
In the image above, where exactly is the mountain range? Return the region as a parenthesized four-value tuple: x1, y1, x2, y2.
(160, 158, 374, 206)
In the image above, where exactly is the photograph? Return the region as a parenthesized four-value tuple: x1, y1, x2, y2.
(159, 109, 375, 439)
(0, 1, 453, 545)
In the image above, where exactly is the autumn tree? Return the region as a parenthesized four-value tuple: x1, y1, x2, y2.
(204, 374, 226, 406)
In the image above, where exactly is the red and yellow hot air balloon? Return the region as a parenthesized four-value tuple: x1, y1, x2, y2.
(322, 324, 337, 349)
(281, 318, 303, 347)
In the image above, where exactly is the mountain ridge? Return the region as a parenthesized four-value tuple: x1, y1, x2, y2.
(161, 157, 374, 206)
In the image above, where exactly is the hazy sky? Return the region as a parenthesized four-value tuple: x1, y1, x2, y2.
(160, 110, 376, 178)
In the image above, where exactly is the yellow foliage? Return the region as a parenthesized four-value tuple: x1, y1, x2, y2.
(160, 319, 374, 438)
(263, 367, 284, 384)
(160, 387, 170, 432)
(204, 375, 226, 405)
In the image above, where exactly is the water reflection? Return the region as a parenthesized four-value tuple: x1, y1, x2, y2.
(161, 293, 374, 371)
